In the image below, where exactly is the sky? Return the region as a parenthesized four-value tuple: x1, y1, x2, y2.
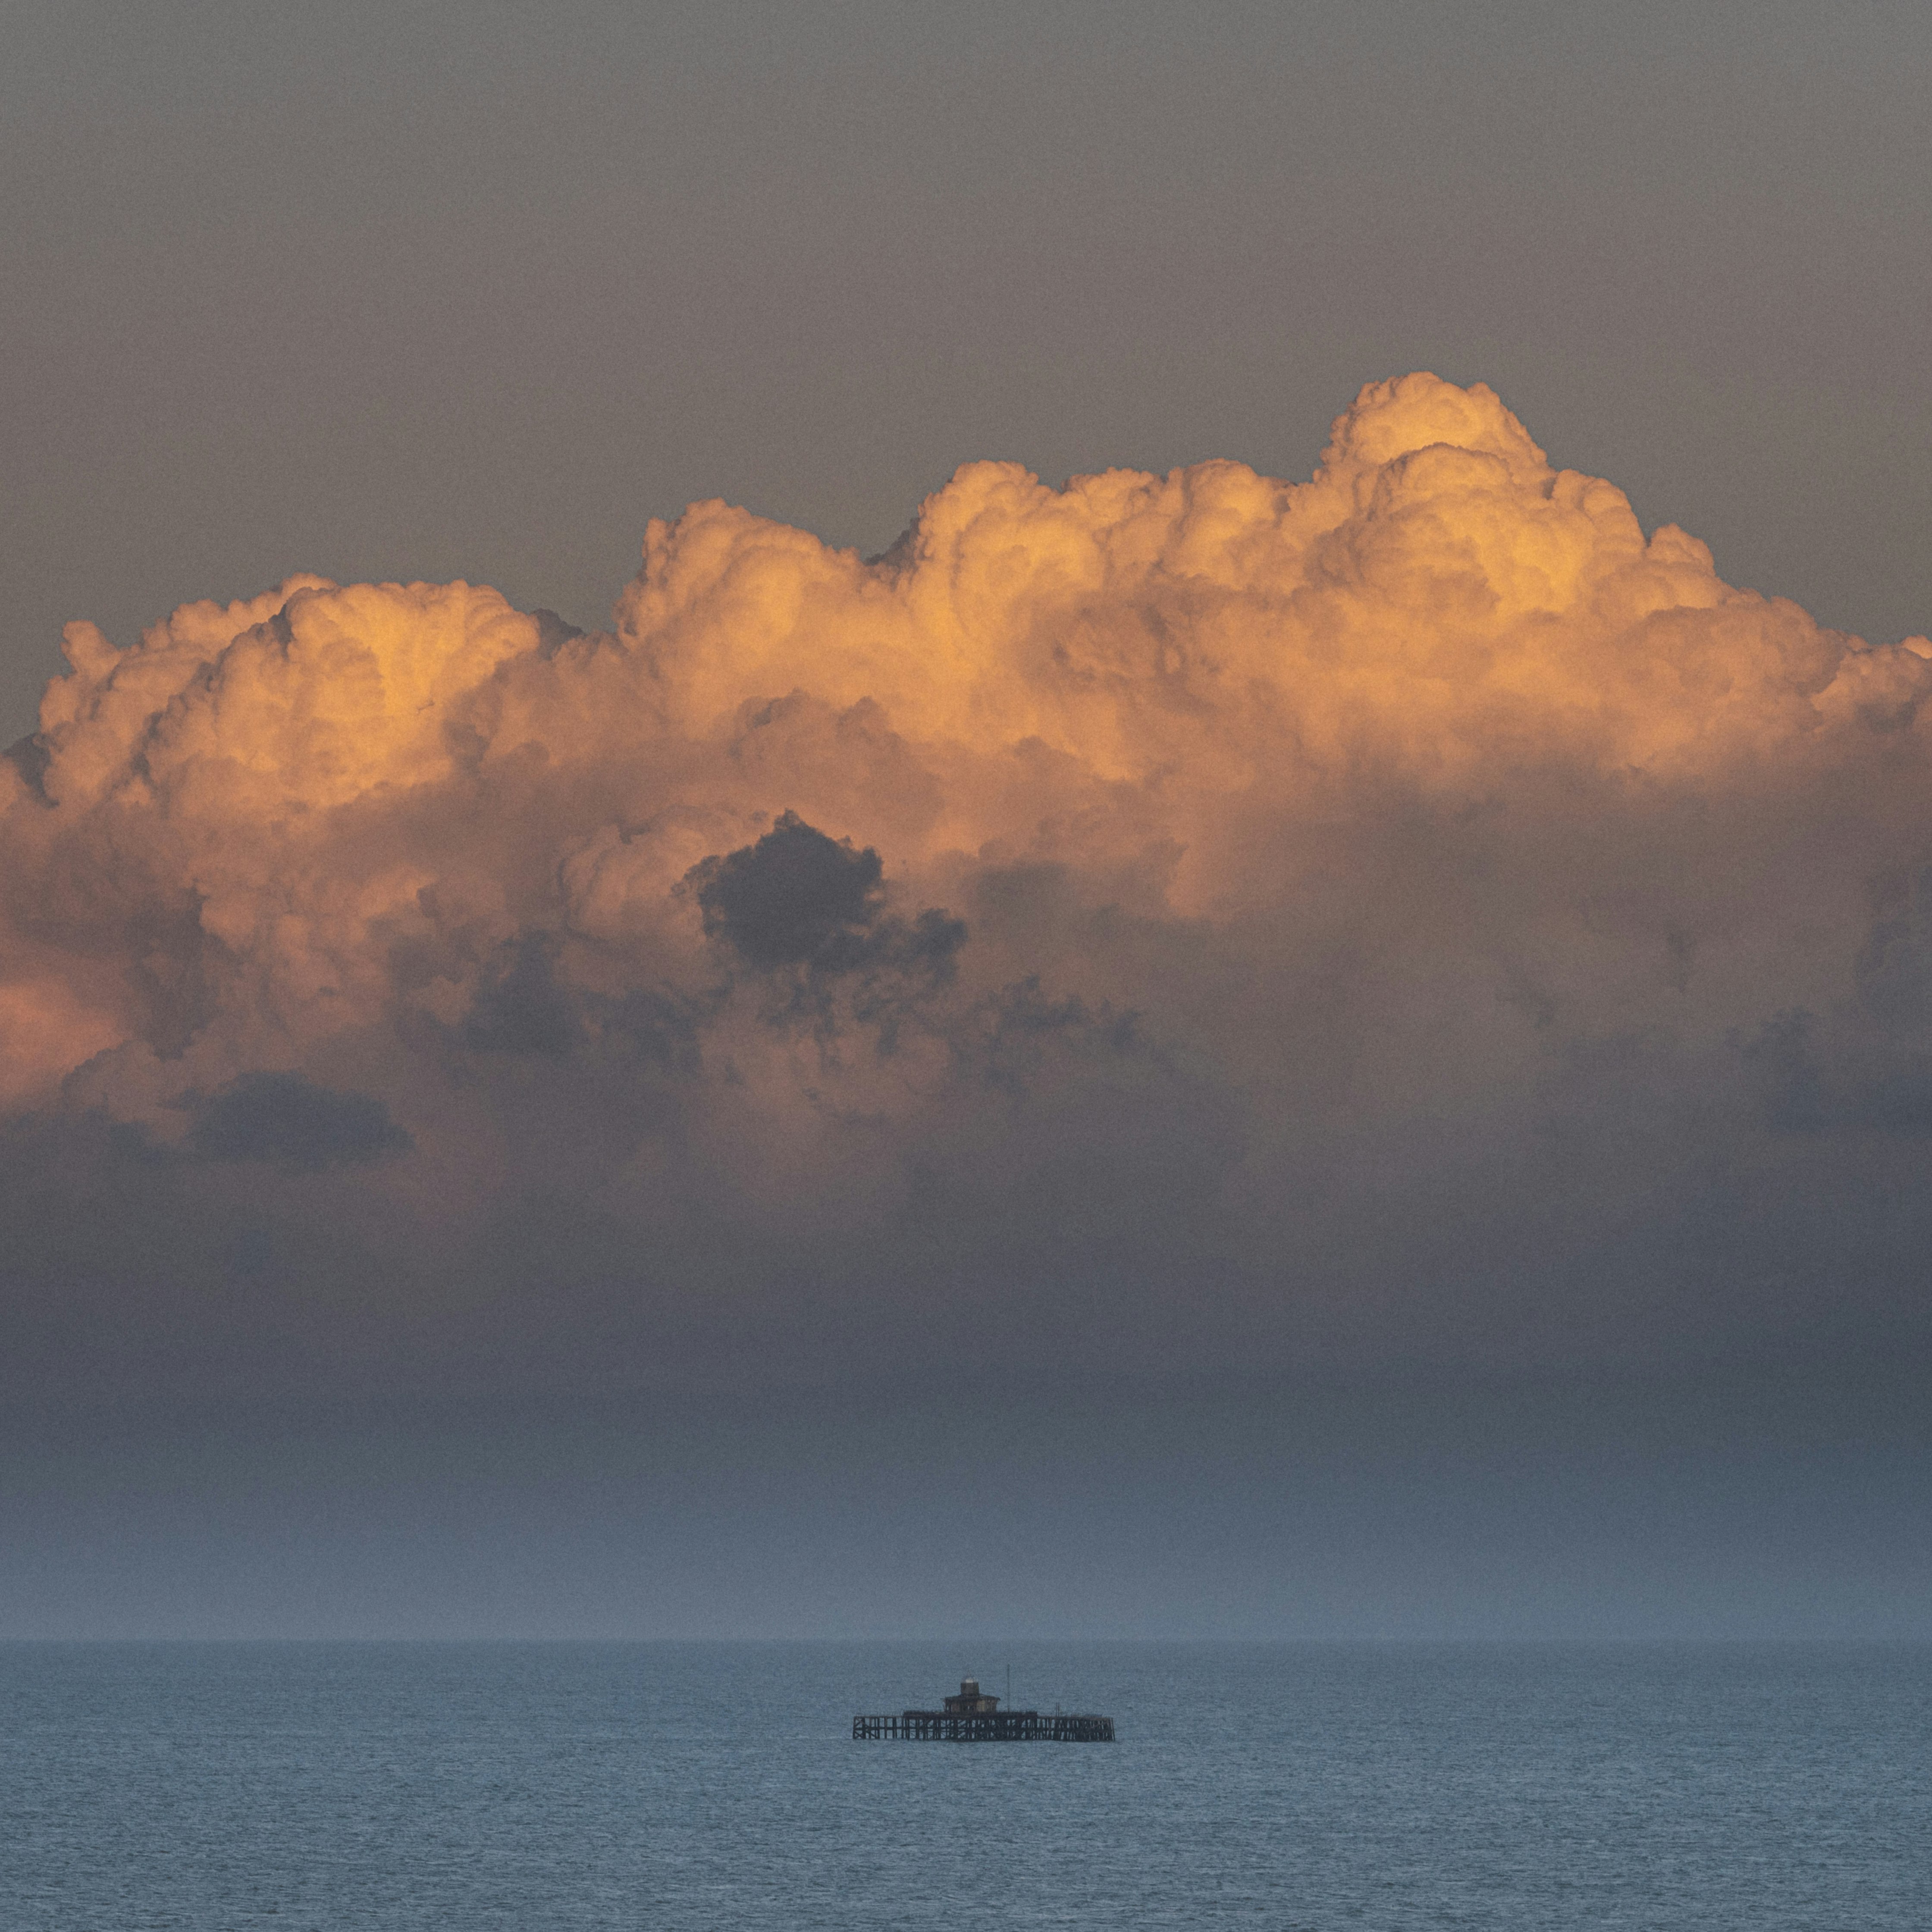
(3, 0, 1930, 1637)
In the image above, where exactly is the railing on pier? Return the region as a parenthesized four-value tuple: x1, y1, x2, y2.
(852, 1710, 1114, 1743)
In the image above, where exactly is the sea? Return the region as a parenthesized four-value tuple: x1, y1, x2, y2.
(2, 1640, 1926, 1929)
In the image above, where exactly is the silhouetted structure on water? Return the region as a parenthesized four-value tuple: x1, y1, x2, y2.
(853, 1678, 1114, 1743)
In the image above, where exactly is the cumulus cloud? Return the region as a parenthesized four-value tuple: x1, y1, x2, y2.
(5, 373, 1932, 1398)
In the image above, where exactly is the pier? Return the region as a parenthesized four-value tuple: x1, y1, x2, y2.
(853, 1678, 1114, 1744)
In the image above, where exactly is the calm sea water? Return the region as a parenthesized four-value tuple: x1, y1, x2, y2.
(1, 1641, 1925, 1929)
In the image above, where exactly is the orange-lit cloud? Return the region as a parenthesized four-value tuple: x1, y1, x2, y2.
(7, 373, 1932, 1390)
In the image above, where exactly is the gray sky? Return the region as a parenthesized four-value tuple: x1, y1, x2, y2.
(5, 0, 1928, 739)
(4, 0, 1931, 1638)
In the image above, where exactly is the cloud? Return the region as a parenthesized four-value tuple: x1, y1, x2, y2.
(684, 812, 967, 1051)
(4, 372, 1932, 1400)
(185, 1072, 412, 1170)
(463, 935, 582, 1057)
(690, 812, 887, 969)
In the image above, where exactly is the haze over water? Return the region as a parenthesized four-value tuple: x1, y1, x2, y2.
(4, 1640, 1926, 1929)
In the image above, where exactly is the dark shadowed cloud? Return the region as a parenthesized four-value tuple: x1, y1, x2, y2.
(692, 812, 888, 969)
(186, 1071, 412, 1170)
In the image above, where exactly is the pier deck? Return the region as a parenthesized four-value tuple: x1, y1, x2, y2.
(853, 1710, 1113, 1743)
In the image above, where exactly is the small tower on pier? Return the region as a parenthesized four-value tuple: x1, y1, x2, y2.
(943, 1678, 1000, 1716)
